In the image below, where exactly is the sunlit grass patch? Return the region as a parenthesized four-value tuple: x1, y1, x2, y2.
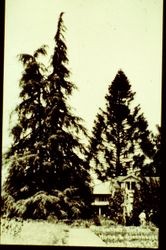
(1, 218, 69, 245)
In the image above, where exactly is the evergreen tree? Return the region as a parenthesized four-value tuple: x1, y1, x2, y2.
(143, 125, 161, 176)
(3, 13, 92, 219)
(88, 70, 154, 180)
(43, 13, 92, 210)
(152, 126, 161, 176)
(4, 46, 48, 199)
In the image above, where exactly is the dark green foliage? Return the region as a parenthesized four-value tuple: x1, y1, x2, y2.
(88, 70, 154, 180)
(152, 126, 161, 176)
(93, 214, 101, 226)
(1, 193, 16, 218)
(2, 188, 88, 220)
(3, 13, 92, 220)
(41, 13, 92, 207)
(4, 46, 48, 199)
(7, 45, 48, 157)
(141, 177, 160, 226)
(142, 126, 161, 176)
(108, 187, 124, 224)
(132, 177, 160, 226)
(131, 185, 142, 226)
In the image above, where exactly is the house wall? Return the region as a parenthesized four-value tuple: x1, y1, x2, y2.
(92, 173, 142, 218)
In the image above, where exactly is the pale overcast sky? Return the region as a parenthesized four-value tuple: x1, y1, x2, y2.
(3, 0, 163, 153)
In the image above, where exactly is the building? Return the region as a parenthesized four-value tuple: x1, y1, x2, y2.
(92, 181, 111, 216)
(92, 167, 142, 217)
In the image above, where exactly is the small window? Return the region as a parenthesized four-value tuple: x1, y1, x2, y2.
(131, 182, 135, 189)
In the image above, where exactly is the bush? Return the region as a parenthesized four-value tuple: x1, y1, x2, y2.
(132, 177, 160, 227)
(67, 219, 93, 228)
(1, 193, 16, 218)
(47, 214, 58, 223)
(108, 187, 124, 224)
(1, 187, 91, 220)
(93, 214, 101, 226)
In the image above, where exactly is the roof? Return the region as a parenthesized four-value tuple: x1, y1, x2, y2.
(92, 175, 160, 195)
(117, 174, 140, 182)
(93, 181, 112, 195)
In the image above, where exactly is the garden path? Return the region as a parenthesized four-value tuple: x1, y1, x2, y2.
(67, 228, 107, 247)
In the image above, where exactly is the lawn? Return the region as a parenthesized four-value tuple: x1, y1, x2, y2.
(1, 217, 69, 245)
(1, 217, 159, 248)
(90, 218, 159, 248)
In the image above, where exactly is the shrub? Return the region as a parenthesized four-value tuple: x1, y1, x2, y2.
(1, 193, 16, 218)
(2, 187, 91, 220)
(132, 177, 160, 227)
(108, 187, 124, 224)
(93, 214, 101, 226)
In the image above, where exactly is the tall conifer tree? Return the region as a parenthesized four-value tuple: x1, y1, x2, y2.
(43, 12, 92, 200)
(88, 70, 154, 180)
(3, 13, 92, 219)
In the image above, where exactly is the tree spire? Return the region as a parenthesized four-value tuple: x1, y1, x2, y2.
(87, 70, 154, 180)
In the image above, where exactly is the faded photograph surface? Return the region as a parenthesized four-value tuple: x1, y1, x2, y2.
(1, 0, 162, 248)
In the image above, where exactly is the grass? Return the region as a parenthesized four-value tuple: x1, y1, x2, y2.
(1, 217, 69, 245)
(90, 218, 159, 248)
(1, 217, 159, 248)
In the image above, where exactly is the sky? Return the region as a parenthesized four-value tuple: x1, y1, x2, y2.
(3, 0, 163, 153)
